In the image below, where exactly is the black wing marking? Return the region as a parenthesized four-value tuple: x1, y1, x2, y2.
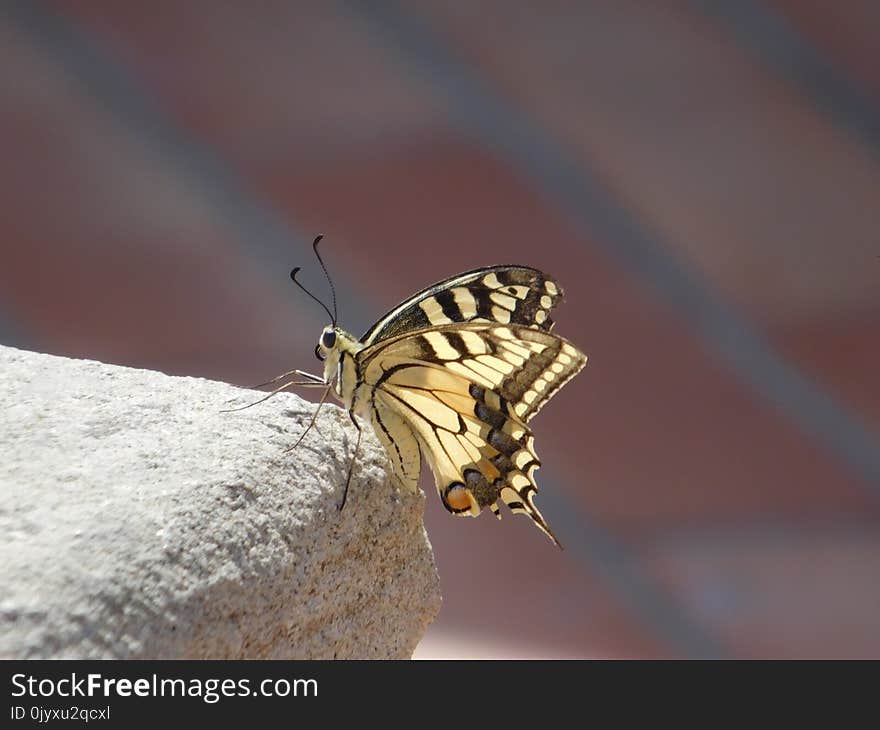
(360, 265, 564, 346)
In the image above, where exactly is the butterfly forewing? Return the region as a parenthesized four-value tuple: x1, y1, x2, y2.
(360, 265, 564, 346)
(355, 322, 586, 546)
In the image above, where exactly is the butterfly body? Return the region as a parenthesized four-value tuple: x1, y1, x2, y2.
(307, 264, 586, 547)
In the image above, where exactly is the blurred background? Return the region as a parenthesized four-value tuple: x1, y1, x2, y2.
(1, 1, 878, 658)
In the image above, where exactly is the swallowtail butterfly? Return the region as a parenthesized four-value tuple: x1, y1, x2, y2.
(252, 237, 587, 547)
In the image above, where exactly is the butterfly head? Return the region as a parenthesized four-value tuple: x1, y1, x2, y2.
(314, 324, 363, 396)
(314, 326, 337, 361)
(312, 323, 338, 377)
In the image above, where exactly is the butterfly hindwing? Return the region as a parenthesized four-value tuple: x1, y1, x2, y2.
(355, 322, 586, 545)
(450, 324, 586, 423)
(368, 394, 421, 494)
(360, 265, 564, 346)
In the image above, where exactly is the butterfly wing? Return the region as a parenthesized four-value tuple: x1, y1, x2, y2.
(355, 322, 586, 546)
(360, 265, 564, 346)
(369, 392, 422, 494)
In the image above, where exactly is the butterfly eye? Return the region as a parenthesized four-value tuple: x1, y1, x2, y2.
(314, 344, 325, 361)
(321, 330, 337, 349)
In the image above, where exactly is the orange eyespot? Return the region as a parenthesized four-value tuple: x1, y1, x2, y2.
(445, 485, 471, 512)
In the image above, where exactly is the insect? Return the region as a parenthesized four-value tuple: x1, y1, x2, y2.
(249, 236, 587, 547)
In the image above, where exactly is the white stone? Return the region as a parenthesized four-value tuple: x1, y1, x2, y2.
(0, 346, 440, 658)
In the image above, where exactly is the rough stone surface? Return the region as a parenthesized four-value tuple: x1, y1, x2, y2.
(0, 346, 441, 659)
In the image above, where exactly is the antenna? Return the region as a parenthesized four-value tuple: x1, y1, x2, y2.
(290, 267, 336, 325)
(289, 234, 338, 325)
(311, 235, 338, 324)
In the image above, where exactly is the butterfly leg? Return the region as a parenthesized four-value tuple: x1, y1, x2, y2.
(243, 368, 324, 390)
(284, 384, 332, 453)
(220, 378, 324, 412)
(339, 410, 362, 511)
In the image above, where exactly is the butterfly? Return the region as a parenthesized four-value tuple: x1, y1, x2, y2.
(248, 236, 587, 548)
